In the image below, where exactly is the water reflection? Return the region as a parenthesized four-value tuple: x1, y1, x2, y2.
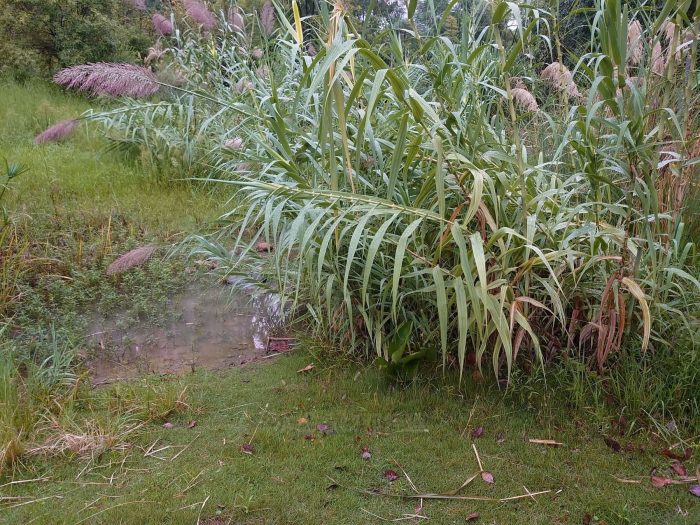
(86, 283, 285, 385)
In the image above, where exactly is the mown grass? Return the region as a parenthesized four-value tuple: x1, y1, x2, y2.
(0, 81, 698, 523)
(3, 353, 699, 524)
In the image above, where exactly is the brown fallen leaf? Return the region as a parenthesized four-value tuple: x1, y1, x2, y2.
(304, 433, 314, 441)
(317, 423, 333, 434)
(241, 443, 255, 455)
(384, 470, 399, 482)
(297, 417, 308, 425)
(481, 471, 494, 484)
(671, 461, 688, 477)
(162, 422, 174, 429)
(360, 447, 371, 460)
(470, 427, 484, 439)
(186, 420, 197, 429)
(661, 447, 692, 461)
(689, 485, 700, 497)
(529, 439, 564, 446)
(466, 512, 480, 521)
(651, 475, 675, 488)
(297, 364, 315, 373)
(583, 513, 592, 525)
(604, 436, 621, 452)
(495, 432, 505, 444)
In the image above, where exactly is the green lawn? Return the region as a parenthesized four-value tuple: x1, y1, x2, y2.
(3, 353, 699, 524)
(0, 80, 698, 524)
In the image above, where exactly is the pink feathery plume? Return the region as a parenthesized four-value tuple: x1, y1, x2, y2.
(126, 0, 147, 10)
(53, 63, 161, 98)
(35, 119, 79, 145)
(260, 1, 276, 36)
(184, 0, 216, 29)
(152, 13, 174, 36)
(228, 7, 245, 33)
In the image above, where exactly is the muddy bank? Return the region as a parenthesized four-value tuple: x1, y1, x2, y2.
(85, 284, 286, 384)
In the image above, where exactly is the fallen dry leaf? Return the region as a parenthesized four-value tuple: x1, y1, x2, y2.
(470, 427, 484, 439)
(304, 433, 314, 441)
(651, 475, 674, 488)
(604, 437, 621, 452)
(297, 417, 308, 425)
(661, 448, 692, 461)
(297, 364, 315, 373)
(361, 447, 371, 460)
(495, 432, 505, 444)
(671, 462, 688, 477)
(466, 512, 480, 521)
(186, 420, 197, 429)
(241, 443, 255, 454)
(162, 422, 174, 429)
(384, 470, 399, 482)
(689, 485, 700, 497)
(583, 513, 592, 525)
(481, 471, 494, 484)
(317, 423, 333, 434)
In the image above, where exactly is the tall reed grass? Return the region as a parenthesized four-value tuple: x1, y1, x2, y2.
(53, 0, 700, 389)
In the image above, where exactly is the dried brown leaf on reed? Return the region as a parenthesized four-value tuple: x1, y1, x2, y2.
(54, 63, 161, 98)
(541, 62, 583, 99)
(34, 119, 79, 145)
(106, 245, 158, 275)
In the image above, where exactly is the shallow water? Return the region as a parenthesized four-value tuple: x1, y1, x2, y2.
(85, 283, 285, 385)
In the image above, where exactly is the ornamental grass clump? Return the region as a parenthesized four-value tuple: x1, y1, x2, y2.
(71, 0, 700, 398)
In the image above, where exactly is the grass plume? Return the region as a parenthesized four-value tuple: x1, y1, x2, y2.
(53, 63, 161, 98)
(106, 245, 158, 275)
(34, 119, 79, 145)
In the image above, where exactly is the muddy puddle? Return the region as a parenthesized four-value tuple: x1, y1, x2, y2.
(85, 282, 287, 385)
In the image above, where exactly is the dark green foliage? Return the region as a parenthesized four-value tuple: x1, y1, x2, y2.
(0, 0, 153, 80)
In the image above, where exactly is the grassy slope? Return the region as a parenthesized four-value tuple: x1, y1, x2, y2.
(0, 80, 217, 234)
(0, 81, 698, 524)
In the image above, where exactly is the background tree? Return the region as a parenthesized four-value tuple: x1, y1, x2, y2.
(0, 0, 152, 80)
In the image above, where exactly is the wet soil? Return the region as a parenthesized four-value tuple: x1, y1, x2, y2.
(85, 283, 285, 385)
